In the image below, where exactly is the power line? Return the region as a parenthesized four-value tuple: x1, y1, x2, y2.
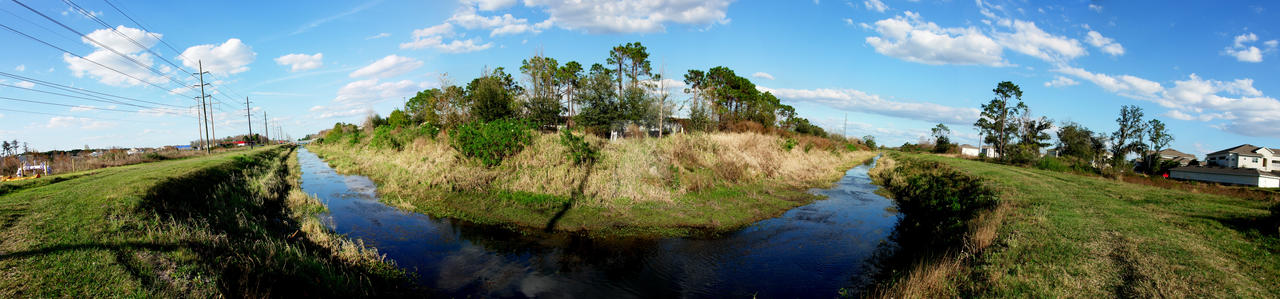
(12, 0, 195, 95)
(0, 22, 196, 99)
(0, 71, 186, 109)
(0, 106, 173, 124)
(0, 95, 148, 113)
(0, 82, 187, 115)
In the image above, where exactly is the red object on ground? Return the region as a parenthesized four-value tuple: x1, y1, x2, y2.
(1162, 173, 1169, 178)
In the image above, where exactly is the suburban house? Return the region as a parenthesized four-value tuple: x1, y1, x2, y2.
(1169, 144, 1280, 187)
(959, 144, 980, 157)
(1154, 149, 1198, 166)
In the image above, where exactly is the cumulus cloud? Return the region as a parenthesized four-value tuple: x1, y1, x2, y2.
(993, 20, 1086, 63)
(63, 26, 171, 87)
(757, 86, 981, 125)
(751, 72, 775, 80)
(1043, 76, 1078, 87)
(1085, 30, 1124, 56)
(523, 0, 733, 34)
(274, 53, 323, 72)
(14, 81, 35, 88)
(864, 11, 1006, 66)
(1223, 32, 1275, 63)
(179, 38, 256, 75)
(1054, 66, 1163, 100)
(449, 6, 554, 36)
(44, 116, 114, 130)
(864, 0, 888, 12)
(349, 55, 423, 79)
(400, 23, 494, 53)
(466, 0, 517, 11)
(334, 78, 427, 103)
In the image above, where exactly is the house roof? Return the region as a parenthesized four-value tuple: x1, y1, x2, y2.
(1156, 149, 1196, 160)
(1206, 144, 1266, 157)
(1170, 165, 1280, 178)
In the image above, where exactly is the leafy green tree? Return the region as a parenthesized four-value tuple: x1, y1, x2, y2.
(1110, 105, 1147, 167)
(974, 81, 1025, 160)
(1145, 118, 1173, 173)
(467, 68, 520, 122)
(607, 42, 652, 93)
(1055, 121, 1104, 162)
(405, 88, 441, 125)
(386, 109, 411, 128)
(863, 135, 877, 149)
(574, 63, 621, 131)
(932, 123, 953, 153)
(557, 61, 584, 127)
(520, 55, 564, 129)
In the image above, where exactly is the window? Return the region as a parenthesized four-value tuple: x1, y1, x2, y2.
(1254, 158, 1259, 163)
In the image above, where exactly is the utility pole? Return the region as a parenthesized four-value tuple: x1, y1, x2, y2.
(263, 110, 268, 145)
(843, 113, 848, 138)
(194, 60, 212, 154)
(244, 97, 254, 149)
(194, 104, 204, 151)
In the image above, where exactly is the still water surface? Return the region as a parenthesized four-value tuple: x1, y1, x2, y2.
(297, 147, 899, 298)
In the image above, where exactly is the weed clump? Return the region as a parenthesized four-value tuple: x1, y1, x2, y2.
(559, 130, 597, 165)
(449, 119, 534, 167)
(873, 156, 999, 247)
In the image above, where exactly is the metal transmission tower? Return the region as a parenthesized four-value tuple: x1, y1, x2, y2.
(194, 61, 212, 154)
(244, 97, 254, 148)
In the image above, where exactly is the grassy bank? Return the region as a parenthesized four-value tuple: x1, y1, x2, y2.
(0, 146, 412, 297)
(309, 131, 876, 237)
(871, 152, 1280, 297)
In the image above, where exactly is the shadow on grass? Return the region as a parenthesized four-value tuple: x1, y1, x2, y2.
(544, 161, 595, 233)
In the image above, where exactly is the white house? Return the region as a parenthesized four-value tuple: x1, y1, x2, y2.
(1170, 144, 1280, 188)
(980, 147, 1000, 158)
(959, 144, 980, 157)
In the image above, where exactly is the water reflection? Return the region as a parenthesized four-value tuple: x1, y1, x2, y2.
(298, 147, 898, 298)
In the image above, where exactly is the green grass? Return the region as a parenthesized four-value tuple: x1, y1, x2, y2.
(905, 153, 1280, 297)
(0, 146, 411, 297)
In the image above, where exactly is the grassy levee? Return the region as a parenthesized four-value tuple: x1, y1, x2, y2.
(872, 152, 1280, 298)
(0, 145, 413, 297)
(309, 132, 876, 237)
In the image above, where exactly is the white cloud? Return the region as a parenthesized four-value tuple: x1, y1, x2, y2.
(366, 32, 391, 39)
(751, 72, 775, 80)
(1088, 4, 1102, 12)
(449, 6, 553, 37)
(1054, 66, 1163, 100)
(522, 0, 733, 34)
(14, 65, 24, 72)
(994, 20, 1086, 63)
(864, 0, 888, 12)
(1223, 32, 1275, 63)
(401, 23, 494, 53)
(1084, 30, 1124, 56)
(14, 81, 35, 88)
(758, 86, 981, 125)
(179, 38, 256, 75)
(864, 11, 1006, 66)
(1043, 76, 1078, 87)
(70, 105, 96, 112)
(44, 116, 114, 130)
(334, 78, 427, 103)
(467, 0, 517, 11)
(349, 55, 423, 79)
(843, 18, 853, 25)
(274, 53, 323, 72)
(63, 26, 171, 87)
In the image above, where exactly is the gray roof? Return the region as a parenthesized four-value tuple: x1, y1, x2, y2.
(1206, 144, 1266, 157)
(1157, 149, 1196, 160)
(1169, 165, 1280, 178)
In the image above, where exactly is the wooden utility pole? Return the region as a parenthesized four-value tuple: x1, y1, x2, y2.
(244, 97, 254, 148)
(194, 60, 212, 154)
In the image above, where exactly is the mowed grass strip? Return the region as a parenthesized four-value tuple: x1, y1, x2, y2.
(909, 154, 1280, 297)
(0, 146, 410, 297)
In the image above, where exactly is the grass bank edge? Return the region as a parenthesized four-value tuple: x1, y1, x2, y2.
(306, 136, 877, 238)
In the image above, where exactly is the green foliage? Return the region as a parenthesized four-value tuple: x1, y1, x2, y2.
(1111, 105, 1147, 167)
(1270, 202, 1280, 235)
(387, 109, 411, 128)
(559, 130, 598, 165)
(449, 119, 534, 167)
(467, 68, 521, 122)
(974, 81, 1025, 160)
(845, 143, 859, 152)
(863, 135, 877, 149)
(875, 156, 999, 247)
(782, 137, 798, 151)
(368, 125, 401, 150)
(346, 130, 363, 146)
(405, 88, 441, 125)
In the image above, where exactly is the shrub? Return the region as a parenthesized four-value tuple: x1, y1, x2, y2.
(873, 156, 999, 247)
(1034, 156, 1070, 172)
(346, 130, 363, 146)
(845, 143, 860, 152)
(559, 130, 598, 165)
(449, 119, 533, 167)
(782, 138, 798, 151)
(368, 125, 401, 150)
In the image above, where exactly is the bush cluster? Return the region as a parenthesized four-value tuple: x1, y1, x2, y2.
(559, 130, 598, 165)
(449, 119, 534, 167)
(875, 156, 999, 247)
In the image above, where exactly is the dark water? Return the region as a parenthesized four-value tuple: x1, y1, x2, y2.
(297, 147, 899, 298)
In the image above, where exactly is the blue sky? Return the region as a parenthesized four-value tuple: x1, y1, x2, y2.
(1, 0, 1278, 158)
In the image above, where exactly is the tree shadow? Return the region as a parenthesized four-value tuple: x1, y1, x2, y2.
(545, 161, 595, 233)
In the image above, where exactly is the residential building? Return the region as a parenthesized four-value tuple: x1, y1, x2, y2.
(959, 144, 980, 157)
(1169, 144, 1280, 188)
(1204, 144, 1280, 172)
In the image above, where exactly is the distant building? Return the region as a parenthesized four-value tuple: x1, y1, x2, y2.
(1170, 144, 1280, 187)
(980, 147, 1000, 158)
(959, 144, 980, 157)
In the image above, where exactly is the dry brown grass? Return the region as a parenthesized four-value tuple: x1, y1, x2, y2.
(311, 131, 873, 208)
